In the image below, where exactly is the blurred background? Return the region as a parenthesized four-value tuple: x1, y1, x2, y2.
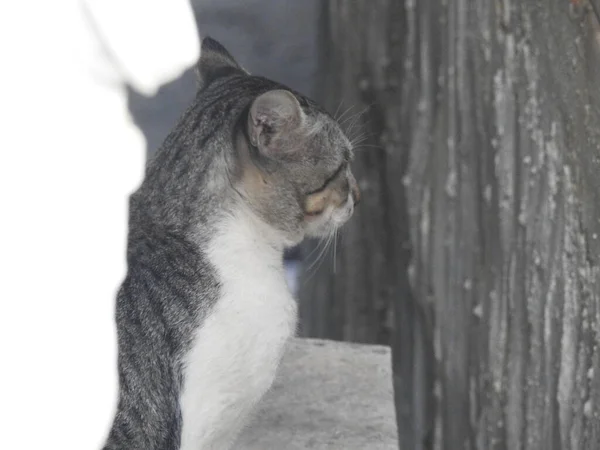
(128, 1, 600, 449)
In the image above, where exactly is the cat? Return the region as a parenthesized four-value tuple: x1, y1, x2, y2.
(103, 37, 360, 450)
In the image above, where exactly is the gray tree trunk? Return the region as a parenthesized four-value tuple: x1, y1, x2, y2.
(299, 1, 600, 449)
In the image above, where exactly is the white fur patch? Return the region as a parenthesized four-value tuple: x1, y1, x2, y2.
(179, 209, 297, 450)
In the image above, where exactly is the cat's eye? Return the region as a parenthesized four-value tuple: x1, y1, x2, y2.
(308, 162, 346, 195)
(305, 209, 324, 217)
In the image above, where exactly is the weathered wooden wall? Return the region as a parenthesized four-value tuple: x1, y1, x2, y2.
(299, 1, 600, 449)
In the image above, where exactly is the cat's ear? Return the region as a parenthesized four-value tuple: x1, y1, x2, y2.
(247, 90, 305, 158)
(196, 37, 245, 88)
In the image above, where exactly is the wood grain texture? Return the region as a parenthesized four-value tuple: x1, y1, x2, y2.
(299, 1, 600, 449)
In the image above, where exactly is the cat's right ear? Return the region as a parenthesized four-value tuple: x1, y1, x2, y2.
(247, 90, 306, 158)
(196, 37, 246, 88)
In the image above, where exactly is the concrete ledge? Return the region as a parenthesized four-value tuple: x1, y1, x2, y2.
(238, 338, 398, 449)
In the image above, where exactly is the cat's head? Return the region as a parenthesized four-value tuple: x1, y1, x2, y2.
(198, 38, 359, 246)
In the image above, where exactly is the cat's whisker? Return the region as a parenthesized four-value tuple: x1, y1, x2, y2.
(304, 236, 328, 265)
(310, 231, 335, 278)
(333, 228, 338, 274)
(349, 133, 367, 145)
(333, 98, 346, 121)
(350, 137, 370, 147)
(342, 104, 372, 129)
(354, 144, 384, 152)
(345, 115, 361, 134)
(340, 111, 362, 129)
(350, 129, 368, 139)
(301, 230, 335, 286)
(350, 128, 374, 140)
(305, 236, 328, 269)
(336, 104, 357, 124)
(344, 104, 376, 143)
(340, 107, 367, 128)
(345, 111, 368, 138)
(306, 231, 333, 274)
(303, 230, 335, 285)
(349, 127, 376, 146)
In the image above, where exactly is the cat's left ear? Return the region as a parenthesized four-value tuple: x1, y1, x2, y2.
(247, 90, 306, 158)
(196, 37, 246, 88)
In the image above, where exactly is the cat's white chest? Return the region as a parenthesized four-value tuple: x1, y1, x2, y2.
(179, 215, 297, 450)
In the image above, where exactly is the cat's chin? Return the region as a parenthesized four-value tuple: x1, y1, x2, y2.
(282, 234, 305, 248)
(304, 223, 337, 240)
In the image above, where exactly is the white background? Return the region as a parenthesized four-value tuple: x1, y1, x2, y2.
(0, 1, 199, 448)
